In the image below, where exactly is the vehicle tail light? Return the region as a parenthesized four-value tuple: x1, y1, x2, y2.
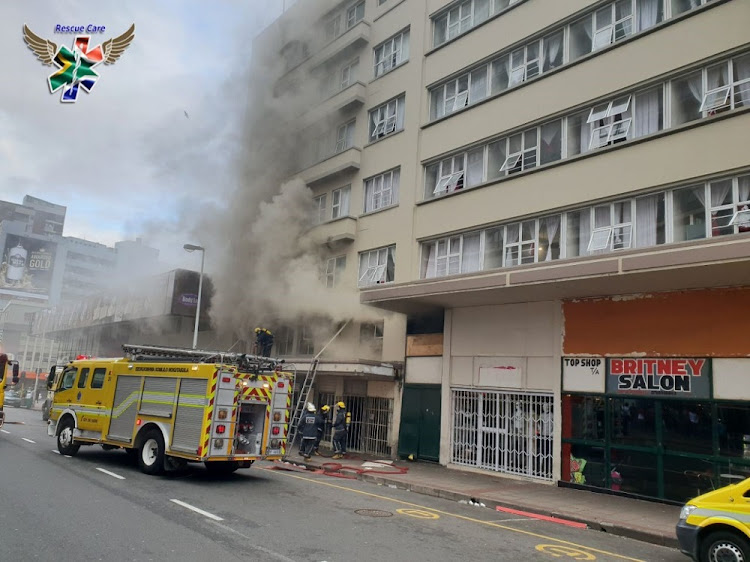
(273, 411, 281, 422)
(216, 424, 226, 434)
(218, 409, 228, 420)
(222, 376, 231, 383)
(136, 419, 142, 426)
(272, 426, 280, 435)
(270, 439, 280, 448)
(277, 382, 285, 388)
(214, 439, 224, 448)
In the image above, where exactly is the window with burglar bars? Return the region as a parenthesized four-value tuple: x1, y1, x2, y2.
(316, 393, 393, 456)
(451, 389, 553, 480)
(369, 95, 405, 142)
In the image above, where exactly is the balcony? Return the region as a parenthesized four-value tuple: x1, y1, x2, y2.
(301, 82, 366, 127)
(310, 20, 370, 70)
(309, 216, 357, 246)
(299, 146, 361, 186)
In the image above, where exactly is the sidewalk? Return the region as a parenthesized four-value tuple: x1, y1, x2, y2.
(281, 448, 680, 549)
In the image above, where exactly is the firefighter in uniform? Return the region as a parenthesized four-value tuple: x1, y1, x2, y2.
(313, 405, 330, 456)
(332, 401, 350, 459)
(298, 403, 318, 461)
(254, 327, 274, 357)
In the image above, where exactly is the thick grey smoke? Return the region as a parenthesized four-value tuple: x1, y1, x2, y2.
(140, 1, 385, 345)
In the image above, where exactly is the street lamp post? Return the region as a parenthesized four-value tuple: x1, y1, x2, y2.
(183, 244, 205, 350)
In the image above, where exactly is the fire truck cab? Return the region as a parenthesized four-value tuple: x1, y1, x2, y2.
(46, 344, 293, 475)
(0, 353, 20, 429)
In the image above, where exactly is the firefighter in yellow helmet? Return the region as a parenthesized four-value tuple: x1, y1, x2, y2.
(313, 404, 330, 456)
(332, 401, 350, 459)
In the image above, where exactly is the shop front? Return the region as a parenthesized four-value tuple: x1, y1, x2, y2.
(561, 288, 750, 503)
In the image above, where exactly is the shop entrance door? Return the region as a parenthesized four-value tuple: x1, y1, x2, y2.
(398, 385, 441, 462)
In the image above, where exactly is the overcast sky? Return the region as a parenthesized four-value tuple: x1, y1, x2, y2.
(0, 0, 283, 270)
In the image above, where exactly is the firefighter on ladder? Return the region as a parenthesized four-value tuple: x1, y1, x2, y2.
(332, 401, 350, 460)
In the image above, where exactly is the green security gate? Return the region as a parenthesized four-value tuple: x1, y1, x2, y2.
(398, 384, 441, 462)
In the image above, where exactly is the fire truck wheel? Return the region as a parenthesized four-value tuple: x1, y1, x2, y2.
(56, 418, 80, 456)
(204, 461, 240, 475)
(138, 429, 165, 475)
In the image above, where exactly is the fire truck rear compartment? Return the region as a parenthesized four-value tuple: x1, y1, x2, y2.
(235, 402, 267, 456)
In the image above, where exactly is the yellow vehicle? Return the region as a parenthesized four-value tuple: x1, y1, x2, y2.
(46, 344, 293, 475)
(0, 353, 20, 429)
(677, 476, 750, 562)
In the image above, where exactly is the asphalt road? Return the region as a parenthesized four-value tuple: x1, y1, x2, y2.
(0, 407, 688, 562)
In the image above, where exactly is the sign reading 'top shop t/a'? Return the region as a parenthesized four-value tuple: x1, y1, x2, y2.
(606, 358, 711, 398)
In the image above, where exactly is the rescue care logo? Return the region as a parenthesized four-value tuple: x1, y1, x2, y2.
(23, 23, 135, 103)
(607, 357, 710, 398)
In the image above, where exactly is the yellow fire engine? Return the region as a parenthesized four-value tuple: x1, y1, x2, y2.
(46, 344, 293, 475)
(0, 353, 20, 429)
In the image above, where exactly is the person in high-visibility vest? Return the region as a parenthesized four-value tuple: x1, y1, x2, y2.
(313, 405, 330, 456)
(332, 402, 350, 459)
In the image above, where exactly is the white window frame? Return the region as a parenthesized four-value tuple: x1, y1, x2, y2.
(325, 14, 342, 41)
(369, 97, 403, 141)
(587, 95, 632, 149)
(587, 227, 612, 252)
(347, 1, 365, 29)
(498, 128, 538, 175)
(503, 220, 537, 266)
(509, 40, 541, 86)
(340, 58, 359, 90)
(593, 0, 634, 51)
(314, 194, 327, 224)
(335, 120, 355, 153)
(729, 208, 750, 228)
(433, 154, 466, 195)
(325, 255, 346, 288)
(365, 168, 399, 213)
(331, 186, 350, 219)
(587, 201, 633, 251)
(374, 30, 408, 78)
(358, 246, 395, 287)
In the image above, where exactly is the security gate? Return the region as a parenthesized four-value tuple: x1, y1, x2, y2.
(451, 389, 553, 481)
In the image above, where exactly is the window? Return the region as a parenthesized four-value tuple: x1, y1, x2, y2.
(421, 232, 481, 278)
(325, 14, 342, 41)
(369, 96, 405, 141)
(427, 154, 464, 197)
(499, 128, 538, 174)
(314, 194, 327, 224)
(672, 185, 707, 242)
(61, 368, 77, 390)
(360, 322, 384, 345)
(587, 201, 633, 252)
(77, 367, 90, 389)
(335, 120, 355, 153)
(299, 326, 314, 355)
(358, 246, 396, 287)
(340, 58, 359, 89)
(325, 256, 346, 288)
(274, 327, 296, 356)
(364, 168, 400, 213)
(347, 1, 365, 29)
(91, 368, 106, 389)
(504, 220, 536, 266)
(433, 0, 520, 47)
(587, 95, 632, 149)
(331, 186, 351, 219)
(374, 30, 409, 78)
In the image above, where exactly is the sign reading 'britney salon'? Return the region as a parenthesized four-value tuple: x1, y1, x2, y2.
(606, 358, 711, 398)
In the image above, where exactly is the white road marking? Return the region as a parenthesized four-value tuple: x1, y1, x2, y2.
(0, 429, 10, 434)
(64, 455, 72, 458)
(209, 521, 296, 561)
(52, 450, 60, 454)
(22, 438, 36, 444)
(95, 467, 126, 480)
(170, 499, 224, 521)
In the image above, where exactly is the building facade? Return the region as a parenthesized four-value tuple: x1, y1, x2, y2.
(263, 0, 749, 501)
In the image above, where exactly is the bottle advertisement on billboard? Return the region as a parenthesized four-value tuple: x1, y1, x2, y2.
(0, 234, 56, 300)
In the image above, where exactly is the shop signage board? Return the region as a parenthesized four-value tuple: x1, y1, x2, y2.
(606, 358, 711, 398)
(562, 357, 605, 393)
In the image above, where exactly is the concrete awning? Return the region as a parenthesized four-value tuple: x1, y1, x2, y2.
(281, 359, 398, 380)
(360, 236, 750, 314)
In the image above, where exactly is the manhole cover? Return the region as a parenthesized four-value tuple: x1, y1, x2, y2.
(354, 509, 393, 517)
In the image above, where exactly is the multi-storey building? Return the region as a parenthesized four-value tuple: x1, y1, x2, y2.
(261, 0, 750, 501)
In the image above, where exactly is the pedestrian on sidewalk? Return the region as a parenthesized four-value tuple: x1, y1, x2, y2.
(298, 403, 318, 461)
(332, 401, 349, 459)
(313, 405, 330, 456)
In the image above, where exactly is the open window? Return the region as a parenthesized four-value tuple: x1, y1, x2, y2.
(587, 227, 612, 252)
(434, 171, 464, 195)
(453, 90, 469, 111)
(699, 86, 731, 113)
(588, 95, 631, 149)
(729, 208, 750, 229)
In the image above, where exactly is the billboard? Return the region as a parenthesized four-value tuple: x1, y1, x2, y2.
(170, 269, 213, 322)
(0, 235, 57, 300)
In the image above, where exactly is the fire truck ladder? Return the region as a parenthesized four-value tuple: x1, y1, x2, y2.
(286, 320, 349, 454)
(121, 344, 283, 373)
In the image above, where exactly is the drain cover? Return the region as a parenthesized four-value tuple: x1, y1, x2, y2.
(354, 509, 393, 517)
